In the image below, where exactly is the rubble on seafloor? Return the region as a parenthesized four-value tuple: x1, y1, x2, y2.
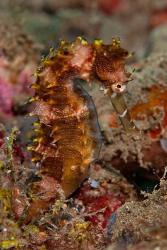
(107, 177, 167, 250)
(0, 125, 137, 249)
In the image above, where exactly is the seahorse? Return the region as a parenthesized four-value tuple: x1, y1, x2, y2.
(17, 37, 136, 222)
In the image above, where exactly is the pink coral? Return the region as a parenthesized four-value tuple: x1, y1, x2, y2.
(0, 56, 34, 118)
(0, 77, 13, 116)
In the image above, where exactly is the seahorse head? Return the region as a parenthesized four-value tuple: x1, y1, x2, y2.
(93, 38, 130, 94)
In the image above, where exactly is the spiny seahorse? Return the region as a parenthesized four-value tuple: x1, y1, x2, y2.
(28, 37, 136, 199)
(11, 37, 137, 222)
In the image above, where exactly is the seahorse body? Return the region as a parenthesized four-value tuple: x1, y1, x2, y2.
(30, 38, 101, 197)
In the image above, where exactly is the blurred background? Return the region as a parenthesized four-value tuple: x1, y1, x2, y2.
(1, 0, 167, 137)
(1, 0, 167, 59)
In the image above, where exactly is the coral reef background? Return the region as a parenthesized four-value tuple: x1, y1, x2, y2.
(1, 0, 167, 249)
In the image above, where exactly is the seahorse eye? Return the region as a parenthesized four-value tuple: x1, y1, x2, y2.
(111, 83, 126, 93)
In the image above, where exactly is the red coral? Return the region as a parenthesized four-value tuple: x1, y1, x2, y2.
(77, 181, 123, 228)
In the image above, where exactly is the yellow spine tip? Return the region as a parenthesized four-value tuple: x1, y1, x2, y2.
(29, 97, 39, 103)
(46, 82, 56, 88)
(33, 122, 40, 127)
(94, 39, 103, 48)
(77, 36, 82, 40)
(33, 72, 39, 77)
(34, 128, 42, 133)
(111, 38, 121, 48)
(50, 47, 54, 52)
(31, 83, 40, 89)
(33, 137, 43, 143)
(32, 157, 40, 162)
(60, 40, 66, 46)
(43, 60, 54, 66)
(27, 146, 34, 151)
